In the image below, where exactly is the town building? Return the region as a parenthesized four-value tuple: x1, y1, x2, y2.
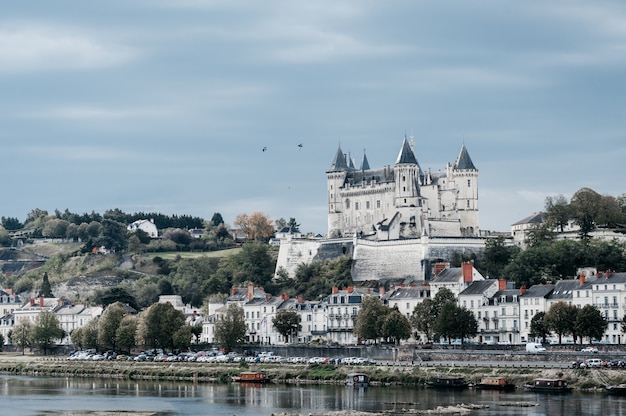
(127, 219, 158, 238)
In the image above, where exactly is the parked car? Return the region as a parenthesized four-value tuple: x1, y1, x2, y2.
(581, 346, 598, 353)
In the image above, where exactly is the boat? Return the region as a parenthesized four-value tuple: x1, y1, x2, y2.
(524, 378, 571, 393)
(426, 376, 469, 389)
(475, 376, 515, 391)
(345, 372, 369, 387)
(231, 371, 271, 384)
(606, 384, 626, 395)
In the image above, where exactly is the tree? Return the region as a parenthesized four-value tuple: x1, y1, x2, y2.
(70, 327, 84, 350)
(191, 322, 203, 344)
(211, 212, 224, 227)
(144, 302, 186, 352)
(93, 287, 140, 311)
(575, 305, 607, 344)
(354, 297, 388, 344)
(1, 216, 23, 230)
(82, 318, 100, 350)
(545, 301, 578, 344)
(433, 303, 478, 344)
(274, 218, 287, 231)
(97, 302, 128, 351)
(229, 243, 275, 287)
(116, 315, 138, 354)
(382, 308, 412, 345)
(432, 288, 456, 315)
(481, 236, 519, 279)
(31, 310, 64, 355)
(287, 217, 300, 229)
(529, 312, 549, 343)
(172, 325, 193, 351)
(11, 318, 33, 355)
(39, 272, 54, 297)
(214, 303, 246, 352)
(545, 195, 571, 233)
(234, 212, 275, 242)
(570, 187, 602, 241)
(99, 218, 129, 252)
(272, 310, 301, 343)
(411, 299, 437, 342)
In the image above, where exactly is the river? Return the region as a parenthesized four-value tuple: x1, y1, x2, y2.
(1, 374, 625, 416)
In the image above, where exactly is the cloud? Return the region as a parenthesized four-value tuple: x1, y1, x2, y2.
(0, 22, 134, 73)
(18, 105, 177, 121)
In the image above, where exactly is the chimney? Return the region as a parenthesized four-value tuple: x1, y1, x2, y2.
(379, 286, 385, 296)
(520, 285, 527, 295)
(281, 292, 289, 301)
(498, 279, 507, 291)
(434, 262, 449, 276)
(39, 297, 44, 307)
(462, 262, 473, 283)
(231, 287, 237, 296)
(248, 283, 254, 301)
(297, 295, 303, 303)
(606, 270, 612, 278)
(265, 293, 271, 301)
(347, 286, 354, 293)
(332, 286, 339, 294)
(579, 273, 586, 285)
(30, 298, 34, 306)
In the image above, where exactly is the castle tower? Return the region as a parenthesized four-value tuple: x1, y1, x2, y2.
(327, 146, 349, 238)
(394, 137, 421, 208)
(452, 144, 479, 236)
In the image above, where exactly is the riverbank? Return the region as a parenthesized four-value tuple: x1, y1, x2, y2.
(0, 353, 623, 391)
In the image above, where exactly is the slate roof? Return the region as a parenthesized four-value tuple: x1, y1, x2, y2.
(594, 272, 626, 284)
(520, 284, 554, 298)
(549, 280, 580, 300)
(431, 267, 463, 283)
(492, 289, 520, 302)
(459, 279, 497, 296)
(384, 286, 430, 301)
(328, 146, 349, 171)
(454, 144, 477, 170)
(360, 152, 370, 170)
(511, 212, 546, 226)
(395, 136, 419, 165)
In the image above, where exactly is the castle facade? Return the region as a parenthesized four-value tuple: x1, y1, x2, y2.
(327, 137, 479, 240)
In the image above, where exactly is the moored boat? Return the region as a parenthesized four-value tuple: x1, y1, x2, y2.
(345, 372, 369, 387)
(475, 376, 515, 391)
(232, 371, 271, 384)
(426, 376, 469, 389)
(524, 378, 571, 393)
(606, 384, 626, 395)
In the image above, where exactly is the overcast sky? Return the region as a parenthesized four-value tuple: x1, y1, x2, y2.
(2, 1, 625, 234)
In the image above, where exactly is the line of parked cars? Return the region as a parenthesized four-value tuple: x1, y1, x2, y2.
(67, 349, 376, 365)
(571, 358, 626, 368)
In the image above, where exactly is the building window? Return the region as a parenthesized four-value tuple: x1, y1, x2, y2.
(376, 200, 381, 209)
(345, 199, 350, 208)
(467, 179, 471, 187)
(403, 175, 406, 181)
(366, 201, 370, 209)
(467, 200, 470, 208)
(355, 202, 359, 210)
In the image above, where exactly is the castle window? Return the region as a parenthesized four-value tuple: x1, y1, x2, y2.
(366, 201, 370, 209)
(345, 199, 350, 208)
(403, 186, 406, 192)
(376, 200, 381, 208)
(467, 179, 471, 187)
(355, 202, 359, 210)
(467, 200, 470, 208)
(402, 175, 406, 181)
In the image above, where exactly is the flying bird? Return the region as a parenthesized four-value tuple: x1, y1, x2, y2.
(298, 143, 303, 150)
(262, 146, 267, 152)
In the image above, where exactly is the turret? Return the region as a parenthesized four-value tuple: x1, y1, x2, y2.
(394, 137, 421, 208)
(327, 146, 349, 237)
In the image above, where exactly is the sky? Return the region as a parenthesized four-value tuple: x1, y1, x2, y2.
(2, 1, 625, 235)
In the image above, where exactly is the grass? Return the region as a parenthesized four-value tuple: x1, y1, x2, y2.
(143, 248, 242, 260)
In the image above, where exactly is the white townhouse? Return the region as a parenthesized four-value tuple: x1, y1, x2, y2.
(0, 289, 21, 344)
(429, 262, 485, 298)
(459, 279, 499, 342)
(292, 299, 327, 343)
(13, 296, 59, 325)
(483, 288, 521, 345)
(519, 285, 554, 343)
(587, 271, 626, 344)
(383, 284, 431, 320)
(324, 286, 371, 345)
(56, 302, 103, 345)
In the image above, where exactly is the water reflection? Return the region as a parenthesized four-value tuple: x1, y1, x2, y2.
(0, 375, 625, 416)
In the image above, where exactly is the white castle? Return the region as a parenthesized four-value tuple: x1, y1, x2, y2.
(327, 137, 479, 240)
(275, 136, 485, 281)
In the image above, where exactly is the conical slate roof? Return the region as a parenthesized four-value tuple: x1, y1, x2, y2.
(454, 144, 476, 170)
(328, 146, 349, 171)
(395, 136, 418, 165)
(360, 151, 370, 170)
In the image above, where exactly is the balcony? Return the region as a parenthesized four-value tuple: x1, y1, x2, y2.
(311, 330, 327, 336)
